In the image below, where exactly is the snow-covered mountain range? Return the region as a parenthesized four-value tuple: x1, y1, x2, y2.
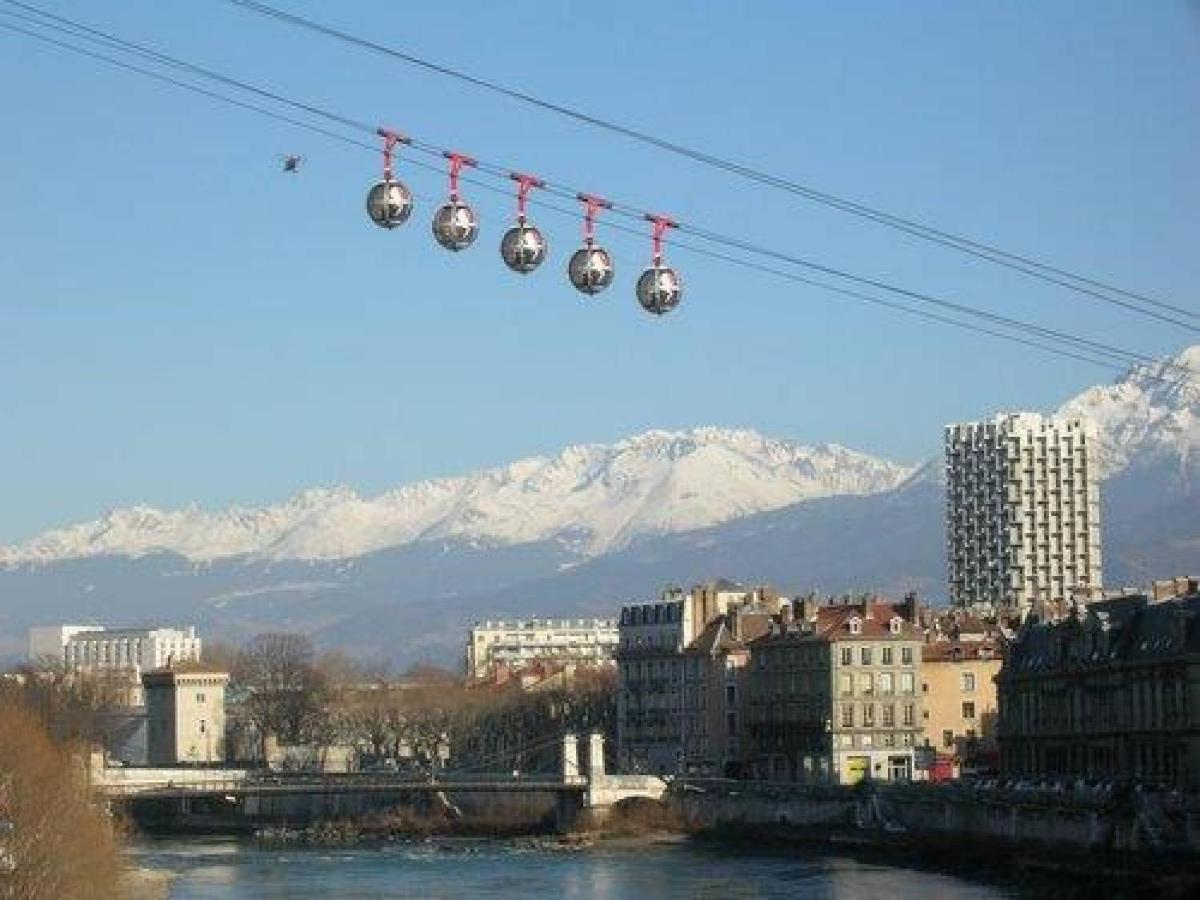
(0, 345, 1196, 665)
(0, 429, 912, 566)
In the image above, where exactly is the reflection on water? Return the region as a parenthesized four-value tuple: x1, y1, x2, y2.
(129, 838, 1009, 900)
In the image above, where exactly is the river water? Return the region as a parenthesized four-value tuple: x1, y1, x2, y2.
(131, 837, 1010, 899)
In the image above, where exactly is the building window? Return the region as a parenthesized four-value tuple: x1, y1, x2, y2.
(848, 617, 862, 635)
(942, 729, 954, 749)
(727, 712, 737, 736)
(726, 684, 736, 706)
(900, 673, 915, 694)
(861, 647, 873, 666)
(962, 701, 976, 720)
(839, 674, 853, 696)
(882, 647, 893, 665)
(840, 647, 852, 665)
(889, 617, 902, 635)
(863, 704, 876, 727)
(882, 704, 895, 727)
(858, 673, 873, 695)
(196, 693, 206, 703)
(901, 647, 913, 665)
(841, 705, 854, 727)
(904, 704, 915, 727)
(879, 673, 894, 694)
(961, 673, 975, 692)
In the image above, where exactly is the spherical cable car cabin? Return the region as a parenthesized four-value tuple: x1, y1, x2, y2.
(501, 174, 548, 274)
(568, 194, 615, 296)
(432, 153, 479, 251)
(365, 129, 413, 229)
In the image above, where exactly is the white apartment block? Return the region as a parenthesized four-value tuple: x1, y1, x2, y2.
(466, 617, 619, 679)
(27, 625, 105, 663)
(28, 625, 202, 675)
(946, 412, 1102, 619)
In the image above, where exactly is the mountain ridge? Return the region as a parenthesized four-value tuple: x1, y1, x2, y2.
(0, 427, 913, 567)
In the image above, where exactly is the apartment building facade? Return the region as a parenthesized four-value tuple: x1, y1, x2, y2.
(997, 583, 1200, 789)
(28, 624, 202, 674)
(920, 637, 1003, 771)
(616, 581, 779, 774)
(747, 598, 924, 784)
(466, 617, 618, 679)
(945, 413, 1102, 620)
(679, 603, 778, 776)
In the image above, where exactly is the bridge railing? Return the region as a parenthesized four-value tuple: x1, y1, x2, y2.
(92, 768, 589, 798)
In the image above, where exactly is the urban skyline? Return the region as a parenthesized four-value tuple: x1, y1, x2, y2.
(2, 3, 1198, 894)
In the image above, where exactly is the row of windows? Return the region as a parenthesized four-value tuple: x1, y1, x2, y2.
(834, 731, 915, 749)
(837, 671, 916, 696)
(839, 703, 917, 728)
(837, 645, 914, 666)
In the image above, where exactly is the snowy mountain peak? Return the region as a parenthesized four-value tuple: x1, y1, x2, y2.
(1130, 345, 1200, 404)
(1057, 344, 1200, 480)
(0, 427, 912, 567)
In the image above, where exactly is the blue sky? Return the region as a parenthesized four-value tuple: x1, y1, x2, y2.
(1, 1, 1197, 543)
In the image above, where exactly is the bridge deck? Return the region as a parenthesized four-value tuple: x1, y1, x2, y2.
(97, 774, 587, 801)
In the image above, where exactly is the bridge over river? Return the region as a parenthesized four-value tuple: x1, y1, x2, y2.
(92, 733, 666, 830)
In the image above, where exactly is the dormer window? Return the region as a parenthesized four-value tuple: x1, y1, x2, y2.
(889, 617, 903, 635)
(848, 616, 862, 635)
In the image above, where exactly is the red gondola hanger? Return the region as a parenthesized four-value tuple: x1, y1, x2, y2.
(380, 129, 405, 180)
(580, 193, 611, 247)
(445, 151, 476, 201)
(648, 215, 676, 266)
(513, 174, 543, 225)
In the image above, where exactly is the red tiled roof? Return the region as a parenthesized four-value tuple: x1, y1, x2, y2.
(755, 601, 920, 644)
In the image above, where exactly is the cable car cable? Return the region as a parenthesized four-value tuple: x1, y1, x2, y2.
(214, 0, 1199, 329)
(0, 12, 1184, 378)
(0, 10, 1166, 372)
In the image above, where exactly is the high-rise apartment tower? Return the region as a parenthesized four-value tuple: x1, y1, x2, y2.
(945, 413, 1102, 618)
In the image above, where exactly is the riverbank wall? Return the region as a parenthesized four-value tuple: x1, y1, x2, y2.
(666, 782, 1200, 895)
(667, 781, 1200, 856)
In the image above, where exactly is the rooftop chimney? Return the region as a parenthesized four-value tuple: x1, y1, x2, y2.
(800, 596, 818, 624)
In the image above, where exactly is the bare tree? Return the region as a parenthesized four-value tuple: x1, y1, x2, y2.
(197, 638, 241, 674)
(235, 633, 331, 754)
(2, 666, 129, 748)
